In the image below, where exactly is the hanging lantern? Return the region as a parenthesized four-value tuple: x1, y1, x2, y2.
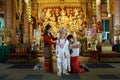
(93, 0, 96, 16)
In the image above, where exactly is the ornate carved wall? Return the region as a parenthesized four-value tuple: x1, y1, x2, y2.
(37, 0, 89, 19)
(23, 1, 29, 44)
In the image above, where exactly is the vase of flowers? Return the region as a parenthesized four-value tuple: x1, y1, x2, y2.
(114, 25, 120, 44)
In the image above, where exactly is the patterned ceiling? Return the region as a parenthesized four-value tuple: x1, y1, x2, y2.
(32, 0, 92, 3)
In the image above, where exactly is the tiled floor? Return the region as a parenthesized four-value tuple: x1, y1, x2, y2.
(0, 56, 120, 80)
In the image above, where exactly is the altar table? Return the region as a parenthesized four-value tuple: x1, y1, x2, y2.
(88, 50, 120, 62)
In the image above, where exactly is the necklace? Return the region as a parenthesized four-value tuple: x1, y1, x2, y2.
(58, 39, 66, 49)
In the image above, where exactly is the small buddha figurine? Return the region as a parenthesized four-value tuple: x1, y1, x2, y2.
(46, 9, 51, 19)
(59, 9, 69, 28)
(74, 8, 78, 17)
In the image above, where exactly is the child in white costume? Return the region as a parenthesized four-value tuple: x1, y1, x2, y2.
(56, 28, 70, 75)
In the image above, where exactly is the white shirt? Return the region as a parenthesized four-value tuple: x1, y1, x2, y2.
(56, 39, 69, 57)
(70, 41, 80, 57)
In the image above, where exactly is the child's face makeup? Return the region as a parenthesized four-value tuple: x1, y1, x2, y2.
(69, 38, 74, 43)
(60, 31, 66, 38)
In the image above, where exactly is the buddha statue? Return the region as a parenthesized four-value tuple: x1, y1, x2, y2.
(58, 9, 69, 28)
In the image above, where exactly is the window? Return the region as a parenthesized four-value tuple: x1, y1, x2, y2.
(102, 20, 110, 40)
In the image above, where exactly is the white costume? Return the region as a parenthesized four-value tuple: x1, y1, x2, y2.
(70, 41, 80, 57)
(56, 39, 71, 75)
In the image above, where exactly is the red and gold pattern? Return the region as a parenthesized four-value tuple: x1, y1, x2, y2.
(41, 6, 83, 19)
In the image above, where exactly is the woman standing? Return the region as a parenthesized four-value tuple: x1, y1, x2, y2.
(43, 24, 57, 72)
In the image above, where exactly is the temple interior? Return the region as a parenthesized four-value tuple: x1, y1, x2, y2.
(0, 0, 120, 80)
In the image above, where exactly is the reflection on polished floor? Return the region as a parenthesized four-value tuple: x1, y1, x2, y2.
(0, 56, 120, 80)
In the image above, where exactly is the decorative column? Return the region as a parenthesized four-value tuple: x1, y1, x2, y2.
(23, 0, 29, 44)
(107, 0, 114, 43)
(113, 0, 120, 26)
(4, 0, 12, 28)
(93, 0, 102, 43)
(113, 0, 120, 43)
(4, 0, 16, 45)
(96, 0, 101, 22)
(12, 0, 17, 44)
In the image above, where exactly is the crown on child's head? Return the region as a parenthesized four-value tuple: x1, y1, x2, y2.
(58, 27, 67, 33)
